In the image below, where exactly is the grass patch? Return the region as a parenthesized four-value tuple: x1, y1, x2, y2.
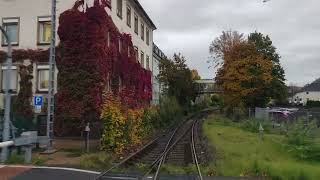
(160, 164, 197, 174)
(203, 114, 320, 179)
(79, 152, 113, 171)
(6, 152, 47, 166)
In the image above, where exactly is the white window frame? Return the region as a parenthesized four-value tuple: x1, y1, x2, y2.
(126, 5, 131, 27)
(2, 17, 19, 46)
(146, 55, 150, 70)
(37, 65, 50, 92)
(117, 0, 123, 18)
(141, 23, 145, 41)
(146, 28, 150, 46)
(1, 65, 18, 92)
(141, 51, 144, 68)
(134, 13, 139, 35)
(134, 46, 139, 62)
(37, 16, 51, 45)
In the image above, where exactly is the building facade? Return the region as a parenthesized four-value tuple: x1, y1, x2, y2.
(289, 79, 320, 106)
(152, 43, 166, 105)
(0, 0, 156, 108)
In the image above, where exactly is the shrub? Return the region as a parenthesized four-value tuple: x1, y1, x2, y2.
(159, 96, 183, 128)
(100, 95, 126, 154)
(126, 109, 144, 145)
(211, 94, 223, 107)
(285, 119, 320, 161)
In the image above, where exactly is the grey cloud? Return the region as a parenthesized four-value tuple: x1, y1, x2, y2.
(139, 0, 320, 86)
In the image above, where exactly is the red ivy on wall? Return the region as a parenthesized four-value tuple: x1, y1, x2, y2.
(0, 0, 152, 136)
(55, 0, 152, 136)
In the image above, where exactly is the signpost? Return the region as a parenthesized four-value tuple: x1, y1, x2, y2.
(0, 26, 13, 163)
(34, 96, 43, 113)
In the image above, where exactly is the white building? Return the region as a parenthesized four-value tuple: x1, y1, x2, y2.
(0, 0, 156, 108)
(290, 79, 320, 106)
(152, 43, 166, 105)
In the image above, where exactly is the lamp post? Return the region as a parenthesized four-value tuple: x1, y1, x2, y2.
(0, 26, 13, 163)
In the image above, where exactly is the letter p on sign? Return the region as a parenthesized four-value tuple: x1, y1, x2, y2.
(34, 96, 43, 106)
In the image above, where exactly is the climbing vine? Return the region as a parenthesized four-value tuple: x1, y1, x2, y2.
(55, 0, 152, 136)
(0, 0, 152, 136)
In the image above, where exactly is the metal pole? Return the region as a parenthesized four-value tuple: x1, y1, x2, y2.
(0, 26, 12, 163)
(45, 0, 57, 152)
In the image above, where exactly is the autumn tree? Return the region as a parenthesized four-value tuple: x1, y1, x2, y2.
(215, 42, 273, 109)
(158, 54, 196, 107)
(248, 32, 287, 104)
(209, 30, 245, 68)
(191, 69, 201, 80)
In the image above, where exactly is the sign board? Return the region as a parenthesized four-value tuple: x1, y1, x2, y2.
(34, 96, 43, 106)
(34, 105, 42, 114)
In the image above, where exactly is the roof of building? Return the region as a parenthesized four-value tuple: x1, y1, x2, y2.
(153, 43, 166, 59)
(132, 0, 157, 30)
(195, 79, 215, 84)
(303, 78, 320, 92)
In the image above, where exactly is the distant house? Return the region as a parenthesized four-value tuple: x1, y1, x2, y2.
(290, 79, 320, 106)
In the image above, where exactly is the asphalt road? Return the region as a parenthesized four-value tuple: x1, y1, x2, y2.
(0, 166, 256, 180)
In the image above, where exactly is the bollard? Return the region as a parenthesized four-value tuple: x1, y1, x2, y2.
(84, 123, 90, 153)
(23, 145, 33, 164)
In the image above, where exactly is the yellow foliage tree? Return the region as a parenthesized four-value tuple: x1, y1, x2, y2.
(216, 42, 273, 109)
(100, 93, 127, 154)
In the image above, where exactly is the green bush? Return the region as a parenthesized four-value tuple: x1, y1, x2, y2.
(306, 100, 320, 108)
(158, 96, 183, 128)
(211, 94, 223, 107)
(285, 119, 320, 161)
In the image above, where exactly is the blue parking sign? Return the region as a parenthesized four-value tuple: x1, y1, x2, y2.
(34, 96, 43, 106)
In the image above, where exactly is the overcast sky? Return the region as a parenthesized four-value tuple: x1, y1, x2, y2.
(139, 0, 320, 86)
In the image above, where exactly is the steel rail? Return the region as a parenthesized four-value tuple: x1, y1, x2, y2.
(151, 119, 196, 180)
(191, 120, 203, 180)
(95, 134, 163, 180)
(143, 127, 179, 179)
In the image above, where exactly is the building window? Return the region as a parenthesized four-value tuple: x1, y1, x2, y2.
(141, 23, 145, 41)
(146, 28, 150, 45)
(146, 55, 150, 70)
(2, 18, 19, 46)
(134, 13, 139, 35)
(134, 46, 139, 62)
(37, 17, 51, 45)
(141, 51, 144, 68)
(128, 46, 131, 57)
(116, 0, 123, 18)
(37, 65, 50, 91)
(119, 38, 122, 52)
(107, 31, 110, 47)
(1, 66, 18, 92)
(126, 6, 131, 27)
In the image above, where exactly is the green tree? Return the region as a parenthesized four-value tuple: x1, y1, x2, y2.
(248, 32, 287, 104)
(158, 54, 196, 107)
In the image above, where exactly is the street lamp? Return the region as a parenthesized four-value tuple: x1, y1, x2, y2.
(0, 26, 13, 163)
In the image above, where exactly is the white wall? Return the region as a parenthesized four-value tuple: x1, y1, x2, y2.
(292, 91, 320, 106)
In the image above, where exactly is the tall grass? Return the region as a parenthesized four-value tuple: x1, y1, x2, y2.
(203, 114, 320, 179)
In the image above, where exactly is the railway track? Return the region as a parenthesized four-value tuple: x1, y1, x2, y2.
(96, 110, 212, 180)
